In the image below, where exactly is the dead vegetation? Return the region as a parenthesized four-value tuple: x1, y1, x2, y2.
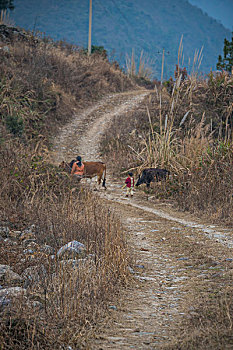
(0, 24, 135, 143)
(101, 71, 233, 225)
(0, 138, 130, 349)
(99, 69, 233, 349)
(0, 23, 233, 349)
(155, 220, 233, 350)
(0, 25, 135, 349)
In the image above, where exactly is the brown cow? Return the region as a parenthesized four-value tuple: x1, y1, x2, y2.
(59, 160, 107, 189)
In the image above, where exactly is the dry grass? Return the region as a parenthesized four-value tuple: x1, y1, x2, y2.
(166, 288, 233, 350)
(0, 139, 130, 349)
(0, 27, 135, 349)
(101, 71, 233, 225)
(126, 49, 154, 80)
(1, 24, 232, 349)
(0, 25, 135, 144)
(132, 206, 233, 350)
(156, 224, 233, 350)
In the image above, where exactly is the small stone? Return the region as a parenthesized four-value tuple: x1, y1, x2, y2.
(14, 230, 22, 236)
(0, 296, 11, 310)
(109, 305, 117, 310)
(0, 226, 9, 237)
(9, 230, 21, 239)
(128, 266, 135, 274)
(3, 46, 9, 52)
(20, 232, 36, 241)
(23, 249, 34, 255)
(29, 300, 43, 309)
(22, 240, 38, 249)
(4, 238, 13, 245)
(135, 264, 145, 269)
(40, 245, 55, 255)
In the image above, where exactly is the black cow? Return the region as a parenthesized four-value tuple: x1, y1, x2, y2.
(136, 168, 170, 188)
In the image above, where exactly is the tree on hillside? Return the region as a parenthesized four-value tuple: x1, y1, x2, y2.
(217, 34, 233, 73)
(0, 0, 14, 11)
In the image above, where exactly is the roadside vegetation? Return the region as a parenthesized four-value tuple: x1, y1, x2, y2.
(0, 22, 232, 349)
(0, 24, 134, 349)
(101, 69, 233, 226)
(100, 55, 233, 349)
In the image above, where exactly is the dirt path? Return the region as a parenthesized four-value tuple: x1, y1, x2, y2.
(51, 90, 233, 349)
(52, 90, 149, 164)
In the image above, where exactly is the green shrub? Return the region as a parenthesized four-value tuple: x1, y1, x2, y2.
(5, 114, 24, 136)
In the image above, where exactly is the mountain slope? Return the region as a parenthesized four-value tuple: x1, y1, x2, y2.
(188, 0, 233, 30)
(11, 0, 231, 78)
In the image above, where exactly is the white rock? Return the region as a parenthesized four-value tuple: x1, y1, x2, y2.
(57, 240, 86, 260)
(0, 287, 27, 298)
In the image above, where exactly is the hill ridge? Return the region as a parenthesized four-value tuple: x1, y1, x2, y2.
(10, 0, 232, 78)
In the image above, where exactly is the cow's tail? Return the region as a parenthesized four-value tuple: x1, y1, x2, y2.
(102, 164, 107, 189)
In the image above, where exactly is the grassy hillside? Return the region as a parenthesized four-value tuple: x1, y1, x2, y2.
(0, 24, 135, 143)
(0, 24, 134, 349)
(11, 0, 231, 79)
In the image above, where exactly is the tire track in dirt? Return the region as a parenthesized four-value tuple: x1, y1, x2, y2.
(51, 90, 233, 349)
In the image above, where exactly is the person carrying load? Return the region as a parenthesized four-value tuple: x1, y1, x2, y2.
(71, 156, 85, 179)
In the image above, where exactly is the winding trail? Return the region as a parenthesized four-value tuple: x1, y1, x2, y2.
(51, 90, 233, 349)
(52, 90, 149, 163)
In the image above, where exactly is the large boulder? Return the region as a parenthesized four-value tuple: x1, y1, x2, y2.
(0, 264, 23, 286)
(0, 265, 10, 282)
(22, 265, 47, 288)
(0, 287, 27, 299)
(57, 241, 86, 260)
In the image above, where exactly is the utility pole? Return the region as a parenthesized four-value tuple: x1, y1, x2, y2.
(88, 0, 92, 56)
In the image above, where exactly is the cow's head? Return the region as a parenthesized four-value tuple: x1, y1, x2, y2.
(135, 174, 142, 187)
(135, 169, 154, 188)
